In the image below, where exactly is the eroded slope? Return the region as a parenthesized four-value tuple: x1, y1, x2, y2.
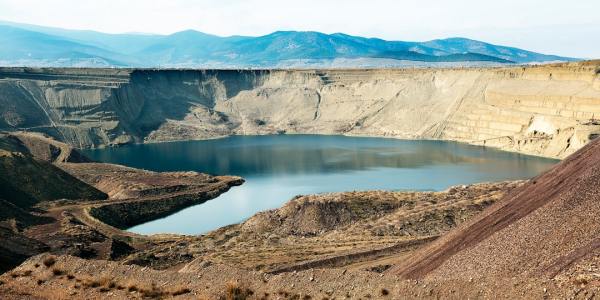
(392, 134, 600, 283)
(1, 62, 599, 158)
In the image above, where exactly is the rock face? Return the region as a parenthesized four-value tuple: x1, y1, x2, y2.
(1, 61, 599, 158)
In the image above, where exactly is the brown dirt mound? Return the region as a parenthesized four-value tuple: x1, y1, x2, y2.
(391, 137, 600, 280)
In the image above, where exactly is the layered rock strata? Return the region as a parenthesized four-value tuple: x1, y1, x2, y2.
(1, 61, 599, 158)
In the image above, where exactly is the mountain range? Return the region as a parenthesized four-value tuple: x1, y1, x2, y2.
(0, 21, 577, 68)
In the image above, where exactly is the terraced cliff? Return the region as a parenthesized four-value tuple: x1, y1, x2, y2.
(1, 61, 599, 158)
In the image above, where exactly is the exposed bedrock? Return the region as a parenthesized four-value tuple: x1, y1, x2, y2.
(1, 61, 599, 158)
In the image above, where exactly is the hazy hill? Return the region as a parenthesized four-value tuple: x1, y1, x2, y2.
(0, 21, 577, 67)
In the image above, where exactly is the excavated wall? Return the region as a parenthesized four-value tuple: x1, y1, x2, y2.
(1, 62, 599, 158)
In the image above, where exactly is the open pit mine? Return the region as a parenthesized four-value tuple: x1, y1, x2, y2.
(1, 61, 600, 299)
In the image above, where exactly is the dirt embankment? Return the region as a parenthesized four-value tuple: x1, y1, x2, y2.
(87, 175, 243, 229)
(58, 162, 243, 229)
(391, 135, 600, 284)
(126, 181, 520, 271)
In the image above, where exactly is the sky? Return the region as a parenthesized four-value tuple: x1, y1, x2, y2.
(0, 0, 598, 58)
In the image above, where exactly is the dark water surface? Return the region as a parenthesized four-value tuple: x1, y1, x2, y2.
(83, 135, 557, 235)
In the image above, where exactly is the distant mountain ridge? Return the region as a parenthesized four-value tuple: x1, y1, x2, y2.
(0, 21, 577, 68)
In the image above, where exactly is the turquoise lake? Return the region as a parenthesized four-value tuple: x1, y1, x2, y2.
(83, 135, 557, 235)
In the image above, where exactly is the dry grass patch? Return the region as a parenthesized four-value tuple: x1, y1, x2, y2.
(118, 281, 174, 299)
(43, 256, 56, 267)
(80, 276, 114, 289)
(51, 268, 64, 276)
(82, 278, 102, 288)
(572, 275, 592, 287)
(171, 286, 191, 296)
(222, 281, 254, 300)
(127, 284, 139, 292)
(8, 269, 34, 278)
(138, 283, 169, 299)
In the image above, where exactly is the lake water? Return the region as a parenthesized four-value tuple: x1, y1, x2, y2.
(83, 135, 557, 235)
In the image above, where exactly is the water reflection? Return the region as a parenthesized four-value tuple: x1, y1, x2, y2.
(85, 135, 551, 176)
(83, 135, 557, 235)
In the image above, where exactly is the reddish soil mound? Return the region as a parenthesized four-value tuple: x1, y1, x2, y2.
(392, 137, 600, 280)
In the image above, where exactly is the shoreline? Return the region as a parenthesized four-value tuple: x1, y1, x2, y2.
(84, 132, 565, 160)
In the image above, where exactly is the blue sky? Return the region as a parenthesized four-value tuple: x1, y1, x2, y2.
(0, 0, 598, 58)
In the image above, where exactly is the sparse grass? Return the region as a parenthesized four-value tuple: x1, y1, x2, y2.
(259, 292, 271, 300)
(223, 281, 254, 300)
(97, 277, 112, 287)
(43, 256, 56, 267)
(139, 283, 168, 299)
(573, 275, 591, 286)
(81, 277, 113, 289)
(84, 279, 101, 288)
(368, 264, 392, 273)
(121, 281, 171, 298)
(278, 290, 289, 297)
(171, 287, 191, 296)
(51, 268, 64, 276)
